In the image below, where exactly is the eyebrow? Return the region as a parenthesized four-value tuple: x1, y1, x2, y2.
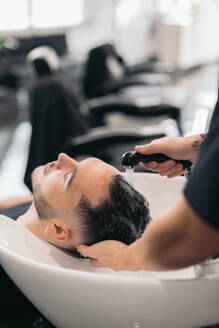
(66, 164, 80, 189)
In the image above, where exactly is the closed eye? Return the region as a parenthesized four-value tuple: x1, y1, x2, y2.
(65, 173, 72, 185)
(64, 164, 80, 189)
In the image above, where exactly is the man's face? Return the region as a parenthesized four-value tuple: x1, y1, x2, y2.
(32, 153, 119, 220)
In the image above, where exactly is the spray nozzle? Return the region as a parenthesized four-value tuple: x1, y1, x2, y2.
(122, 151, 192, 172)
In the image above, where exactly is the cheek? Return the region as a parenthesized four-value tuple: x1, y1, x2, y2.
(32, 166, 44, 184)
(40, 174, 63, 201)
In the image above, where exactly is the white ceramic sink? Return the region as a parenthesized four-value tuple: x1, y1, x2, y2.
(0, 173, 219, 328)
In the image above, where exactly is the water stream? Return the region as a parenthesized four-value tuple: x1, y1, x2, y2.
(125, 166, 135, 186)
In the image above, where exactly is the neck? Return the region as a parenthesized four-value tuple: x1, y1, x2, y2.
(17, 202, 48, 241)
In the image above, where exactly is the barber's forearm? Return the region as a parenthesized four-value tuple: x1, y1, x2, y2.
(121, 194, 219, 271)
(123, 204, 189, 271)
(0, 194, 33, 210)
(136, 134, 207, 178)
(185, 133, 207, 163)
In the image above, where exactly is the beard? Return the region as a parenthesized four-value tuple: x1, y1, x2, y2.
(31, 168, 56, 220)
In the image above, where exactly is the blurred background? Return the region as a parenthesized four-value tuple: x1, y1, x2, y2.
(0, 0, 219, 200)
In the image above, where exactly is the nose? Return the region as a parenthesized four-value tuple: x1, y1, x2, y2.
(56, 153, 78, 169)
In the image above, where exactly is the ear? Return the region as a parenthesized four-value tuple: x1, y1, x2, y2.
(46, 221, 71, 243)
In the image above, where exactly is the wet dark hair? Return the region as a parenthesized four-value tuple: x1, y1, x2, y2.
(72, 174, 151, 258)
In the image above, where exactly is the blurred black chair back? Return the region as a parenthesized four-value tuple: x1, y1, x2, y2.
(24, 76, 89, 190)
(83, 43, 126, 98)
(27, 46, 61, 77)
(32, 57, 53, 77)
(82, 43, 172, 99)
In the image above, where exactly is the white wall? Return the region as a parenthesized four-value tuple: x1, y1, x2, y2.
(155, 0, 219, 67)
(64, 0, 219, 67)
(66, 0, 115, 61)
(112, 0, 157, 64)
(66, 0, 157, 64)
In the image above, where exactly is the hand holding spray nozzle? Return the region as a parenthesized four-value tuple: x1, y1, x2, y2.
(122, 151, 192, 179)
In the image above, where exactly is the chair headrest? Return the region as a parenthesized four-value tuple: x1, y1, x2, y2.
(27, 46, 61, 77)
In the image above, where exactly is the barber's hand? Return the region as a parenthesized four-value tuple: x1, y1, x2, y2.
(135, 137, 193, 178)
(77, 241, 140, 271)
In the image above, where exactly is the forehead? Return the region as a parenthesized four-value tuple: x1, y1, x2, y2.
(70, 158, 119, 205)
(77, 157, 119, 177)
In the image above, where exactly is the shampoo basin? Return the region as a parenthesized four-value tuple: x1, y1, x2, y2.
(0, 173, 219, 328)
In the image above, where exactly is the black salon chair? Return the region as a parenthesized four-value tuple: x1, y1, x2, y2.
(27, 45, 61, 76)
(80, 44, 185, 134)
(125, 54, 176, 75)
(82, 43, 171, 99)
(82, 43, 205, 99)
(27, 46, 184, 133)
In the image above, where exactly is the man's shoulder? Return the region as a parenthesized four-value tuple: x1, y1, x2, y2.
(0, 214, 15, 220)
(0, 214, 13, 220)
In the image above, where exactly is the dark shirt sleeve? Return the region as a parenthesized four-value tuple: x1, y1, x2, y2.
(0, 201, 31, 220)
(184, 99, 219, 230)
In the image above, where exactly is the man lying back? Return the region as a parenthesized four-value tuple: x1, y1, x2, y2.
(3, 153, 151, 257)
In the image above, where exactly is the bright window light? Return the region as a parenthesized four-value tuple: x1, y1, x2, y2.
(157, 0, 194, 25)
(116, 0, 142, 28)
(0, 0, 84, 33)
(0, 0, 29, 30)
(31, 0, 84, 28)
(158, 0, 193, 15)
(192, 107, 209, 134)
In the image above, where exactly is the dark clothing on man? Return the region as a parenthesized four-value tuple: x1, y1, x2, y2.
(24, 76, 88, 191)
(0, 201, 31, 220)
(0, 202, 53, 327)
(184, 98, 219, 230)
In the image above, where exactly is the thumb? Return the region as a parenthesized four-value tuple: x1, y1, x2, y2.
(77, 244, 97, 258)
(77, 241, 126, 258)
(77, 241, 111, 258)
(135, 142, 163, 155)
